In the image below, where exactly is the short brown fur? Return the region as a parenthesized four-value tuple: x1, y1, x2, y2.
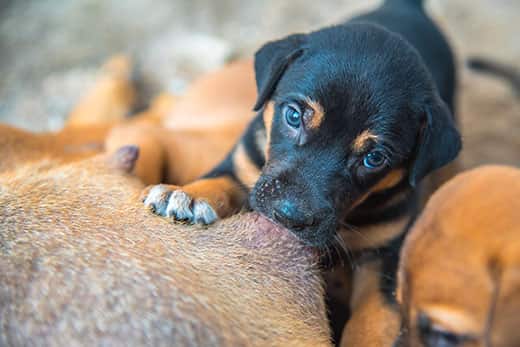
(0, 150, 331, 347)
(397, 165, 520, 347)
(341, 261, 401, 347)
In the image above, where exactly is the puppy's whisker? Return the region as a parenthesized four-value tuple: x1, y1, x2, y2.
(333, 241, 345, 268)
(339, 221, 382, 256)
(371, 270, 396, 283)
(339, 221, 361, 235)
(331, 242, 345, 266)
(334, 233, 356, 270)
(339, 221, 366, 239)
(324, 245, 333, 267)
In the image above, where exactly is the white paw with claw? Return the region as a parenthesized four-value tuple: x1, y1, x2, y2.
(143, 185, 218, 225)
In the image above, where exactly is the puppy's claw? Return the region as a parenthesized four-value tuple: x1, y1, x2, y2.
(142, 185, 219, 225)
(166, 190, 194, 221)
(143, 185, 171, 216)
(192, 199, 218, 225)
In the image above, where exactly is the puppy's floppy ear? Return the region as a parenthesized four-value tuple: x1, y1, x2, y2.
(253, 34, 306, 111)
(409, 97, 462, 187)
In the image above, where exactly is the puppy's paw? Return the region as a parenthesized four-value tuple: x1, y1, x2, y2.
(142, 184, 219, 225)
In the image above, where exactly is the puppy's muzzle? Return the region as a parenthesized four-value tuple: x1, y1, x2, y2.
(272, 199, 316, 230)
(272, 198, 335, 239)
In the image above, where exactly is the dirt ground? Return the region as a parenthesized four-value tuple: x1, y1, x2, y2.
(0, 0, 518, 169)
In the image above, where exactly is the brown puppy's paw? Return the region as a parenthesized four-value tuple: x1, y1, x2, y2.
(142, 184, 218, 225)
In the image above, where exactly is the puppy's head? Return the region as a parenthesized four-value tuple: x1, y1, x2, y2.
(249, 23, 461, 247)
(396, 166, 520, 347)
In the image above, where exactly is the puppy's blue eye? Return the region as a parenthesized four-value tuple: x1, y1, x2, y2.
(283, 104, 302, 128)
(363, 151, 386, 169)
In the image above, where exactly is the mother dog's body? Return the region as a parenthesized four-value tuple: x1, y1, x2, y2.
(0, 149, 330, 347)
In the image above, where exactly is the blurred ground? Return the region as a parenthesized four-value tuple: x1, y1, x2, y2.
(0, 0, 518, 168)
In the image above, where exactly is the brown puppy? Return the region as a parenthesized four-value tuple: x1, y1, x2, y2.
(0, 147, 330, 347)
(0, 123, 106, 174)
(105, 58, 256, 185)
(396, 165, 520, 347)
(0, 57, 255, 187)
(66, 54, 136, 128)
(0, 55, 138, 173)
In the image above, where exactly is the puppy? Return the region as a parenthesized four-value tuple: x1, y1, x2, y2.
(143, 0, 460, 245)
(105, 58, 256, 185)
(396, 165, 520, 347)
(0, 56, 257, 191)
(0, 147, 330, 347)
(65, 54, 136, 128)
(142, 0, 461, 343)
(0, 55, 138, 174)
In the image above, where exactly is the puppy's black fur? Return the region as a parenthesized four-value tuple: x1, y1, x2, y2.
(468, 57, 520, 96)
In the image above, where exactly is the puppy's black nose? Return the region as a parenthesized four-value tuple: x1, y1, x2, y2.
(273, 200, 315, 230)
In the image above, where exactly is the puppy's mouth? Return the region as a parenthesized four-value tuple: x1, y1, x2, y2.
(241, 212, 320, 259)
(250, 196, 337, 249)
(249, 174, 341, 249)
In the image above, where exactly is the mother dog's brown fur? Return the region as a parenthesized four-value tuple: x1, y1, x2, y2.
(0, 148, 330, 347)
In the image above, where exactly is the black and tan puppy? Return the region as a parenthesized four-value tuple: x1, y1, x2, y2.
(143, 1, 460, 343)
(143, 0, 459, 244)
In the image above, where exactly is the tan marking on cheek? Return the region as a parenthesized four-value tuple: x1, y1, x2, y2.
(349, 191, 372, 211)
(339, 214, 410, 251)
(306, 99, 325, 130)
(372, 169, 406, 193)
(352, 130, 379, 152)
(348, 170, 406, 211)
(262, 102, 274, 158)
(233, 143, 261, 188)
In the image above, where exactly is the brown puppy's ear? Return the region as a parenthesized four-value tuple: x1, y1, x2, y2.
(253, 34, 306, 111)
(409, 98, 461, 187)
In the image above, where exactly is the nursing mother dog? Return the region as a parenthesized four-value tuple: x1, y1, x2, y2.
(0, 148, 330, 347)
(143, 0, 461, 343)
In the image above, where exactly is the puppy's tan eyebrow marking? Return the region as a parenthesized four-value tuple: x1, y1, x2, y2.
(305, 99, 325, 130)
(352, 130, 379, 152)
